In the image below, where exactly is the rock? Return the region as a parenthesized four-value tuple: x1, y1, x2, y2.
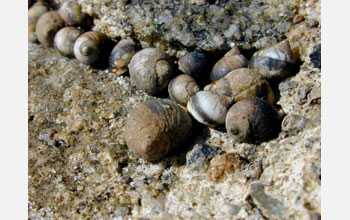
(186, 144, 222, 171)
(309, 44, 321, 69)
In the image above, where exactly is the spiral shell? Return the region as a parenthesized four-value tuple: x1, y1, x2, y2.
(168, 74, 200, 106)
(178, 52, 207, 80)
(109, 39, 137, 76)
(210, 47, 248, 82)
(225, 97, 281, 143)
(187, 90, 231, 127)
(58, 1, 86, 26)
(248, 40, 295, 79)
(28, 2, 48, 43)
(128, 48, 174, 95)
(205, 68, 275, 105)
(73, 31, 109, 65)
(54, 27, 82, 57)
(124, 99, 192, 161)
(35, 11, 65, 46)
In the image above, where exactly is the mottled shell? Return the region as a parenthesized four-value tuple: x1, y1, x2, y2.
(168, 74, 200, 106)
(128, 48, 174, 95)
(54, 27, 82, 57)
(124, 99, 192, 161)
(249, 40, 295, 79)
(109, 39, 137, 75)
(205, 68, 275, 105)
(73, 31, 108, 65)
(225, 97, 281, 143)
(187, 90, 231, 127)
(58, 1, 86, 26)
(178, 52, 207, 80)
(210, 47, 248, 81)
(35, 11, 64, 46)
(28, 2, 48, 42)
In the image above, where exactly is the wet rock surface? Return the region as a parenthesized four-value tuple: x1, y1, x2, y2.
(28, 0, 320, 219)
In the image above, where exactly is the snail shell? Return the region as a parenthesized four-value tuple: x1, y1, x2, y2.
(168, 74, 200, 106)
(28, 2, 48, 43)
(225, 97, 281, 143)
(109, 39, 137, 76)
(205, 68, 275, 104)
(58, 1, 86, 26)
(248, 40, 295, 79)
(124, 99, 192, 161)
(210, 47, 248, 82)
(187, 90, 231, 127)
(54, 27, 82, 57)
(35, 11, 65, 46)
(178, 52, 207, 80)
(73, 31, 109, 65)
(128, 48, 174, 95)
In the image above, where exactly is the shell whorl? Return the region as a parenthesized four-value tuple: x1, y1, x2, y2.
(73, 32, 107, 65)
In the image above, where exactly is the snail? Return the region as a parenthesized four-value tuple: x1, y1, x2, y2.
(205, 68, 275, 105)
(128, 48, 174, 95)
(73, 31, 110, 65)
(168, 74, 200, 106)
(210, 47, 248, 82)
(54, 27, 82, 57)
(35, 11, 65, 46)
(225, 97, 281, 143)
(187, 90, 231, 127)
(178, 52, 207, 80)
(28, 2, 48, 43)
(109, 39, 137, 76)
(124, 99, 192, 161)
(58, 1, 87, 26)
(248, 40, 295, 79)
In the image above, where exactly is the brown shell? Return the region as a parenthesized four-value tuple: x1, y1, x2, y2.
(109, 39, 137, 76)
(168, 74, 200, 106)
(178, 52, 206, 80)
(35, 11, 65, 46)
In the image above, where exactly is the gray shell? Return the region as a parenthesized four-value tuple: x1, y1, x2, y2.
(28, 2, 48, 43)
(124, 99, 192, 161)
(35, 11, 65, 46)
(178, 52, 206, 80)
(109, 39, 137, 75)
(187, 90, 231, 127)
(210, 47, 248, 81)
(168, 74, 200, 106)
(58, 1, 86, 26)
(248, 40, 295, 79)
(128, 48, 174, 95)
(73, 31, 108, 65)
(54, 27, 82, 57)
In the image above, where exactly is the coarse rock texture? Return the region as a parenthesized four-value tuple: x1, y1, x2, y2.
(28, 0, 320, 219)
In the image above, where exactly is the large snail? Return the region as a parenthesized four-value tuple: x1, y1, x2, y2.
(178, 52, 207, 80)
(28, 2, 48, 43)
(128, 48, 174, 95)
(168, 74, 200, 106)
(35, 11, 65, 46)
(124, 99, 192, 161)
(54, 27, 82, 57)
(109, 39, 137, 76)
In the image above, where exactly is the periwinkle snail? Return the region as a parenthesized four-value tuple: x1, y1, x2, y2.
(28, 2, 48, 43)
(58, 1, 87, 26)
(168, 74, 200, 106)
(128, 48, 174, 95)
(249, 40, 295, 79)
(225, 97, 281, 143)
(54, 27, 82, 57)
(35, 11, 65, 46)
(109, 39, 137, 76)
(210, 47, 248, 82)
(124, 99, 192, 161)
(178, 52, 207, 80)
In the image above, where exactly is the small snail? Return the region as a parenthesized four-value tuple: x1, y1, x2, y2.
(187, 90, 231, 127)
(109, 39, 137, 76)
(35, 11, 65, 46)
(58, 1, 87, 26)
(168, 74, 200, 106)
(54, 27, 82, 57)
(225, 97, 281, 143)
(124, 99, 192, 161)
(205, 68, 275, 105)
(210, 47, 248, 82)
(28, 2, 48, 43)
(73, 31, 109, 65)
(128, 48, 174, 95)
(248, 40, 295, 79)
(178, 52, 207, 80)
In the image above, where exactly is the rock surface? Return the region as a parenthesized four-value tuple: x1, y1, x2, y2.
(28, 0, 320, 219)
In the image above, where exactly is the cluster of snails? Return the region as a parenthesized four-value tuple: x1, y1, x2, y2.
(29, 1, 296, 161)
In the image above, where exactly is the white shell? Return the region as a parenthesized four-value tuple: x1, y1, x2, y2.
(54, 27, 82, 57)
